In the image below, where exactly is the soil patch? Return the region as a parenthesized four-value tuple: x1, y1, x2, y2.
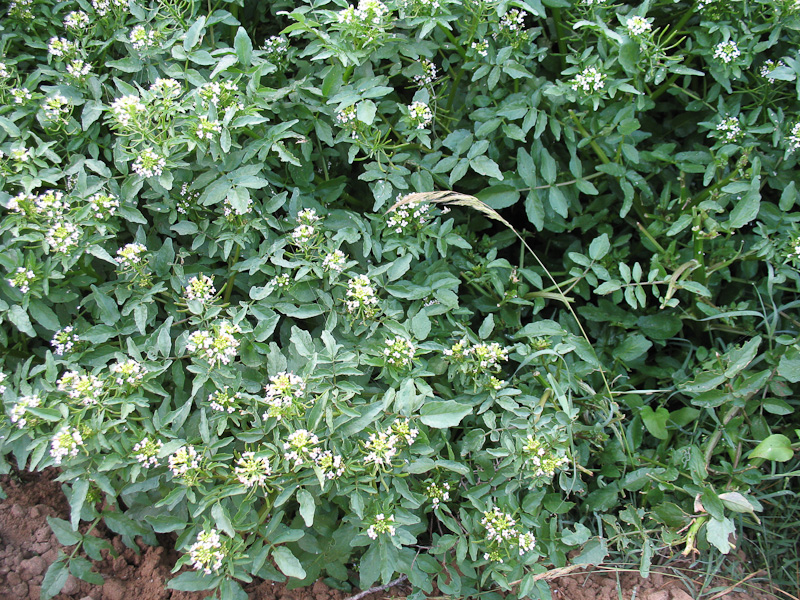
(0, 469, 781, 600)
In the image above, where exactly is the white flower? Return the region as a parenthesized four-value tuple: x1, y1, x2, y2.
(45, 222, 80, 252)
(186, 320, 241, 365)
(0, 372, 6, 395)
(52, 326, 79, 355)
(116, 243, 147, 268)
(42, 94, 71, 121)
(64, 11, 90, 30)
(386, 196, 432, 233)
(481, 507, 517, 544)
(366, 513, 396, 539)
(133, 437, 163, 468)
(384, 336, 415, 367)
(111, 359, 145, 386)
(263, 372, 306, 420)
(195, 116, 222, 141)
(716, 116, 742, 143)
(408, 101, 433, 129)
(48, 37, 78, 58)
(570, 66, 607, 93)
(66, 59, 92, 80)
(413, 59, 437, 87)
(11, 88, 32, 105)
(626, 15, 651, 36)
(88, 193, 119, 219)
(168, 445, 200, 477)
(426, 482, 450, 508)
(322, 249, 347, 272)
(518, 531, 536, 555)
(132, 148, 166, 178)
(0, 62, 10, 78)
(110, 95, 146, 128)
(314, 450, 345, 479)
(234, 452, 271, 487)
(150, 78, 181, 98)
(130, 25, 157, 50)
(346, 275, 379, 317)
(208, 387, 242, 413)
(471, 41, 488, 57)
(363, 430, 398, 468)
(188, 529, 225, 575)
(184, 275, 216, 303)
(760, 60, 786, 83)
(283, 429, 320, 467)
(9, 395, 40, 428)
(8, 267, 35, 294)
(787, 122, 800, 153)
(57, 370, 103, 405)
(713, 41, 740, 64)
(50, 426, 84, 464)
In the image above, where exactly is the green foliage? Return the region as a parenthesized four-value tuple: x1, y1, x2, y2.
(1, 0, 800, 598)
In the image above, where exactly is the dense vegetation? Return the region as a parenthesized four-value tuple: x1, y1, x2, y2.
(1, 0, 799, 598)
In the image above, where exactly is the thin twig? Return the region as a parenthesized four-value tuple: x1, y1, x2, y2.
(343, 575, 408, 600)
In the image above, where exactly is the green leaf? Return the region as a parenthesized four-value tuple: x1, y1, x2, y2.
(470, 155, 503, 180)
(588, 234, 610, 261)
(706, 517, 735, 554)
(272, 546, 306, 579)
(478, 314, 494, 339)
(612, 334, 652, 362)
(184, 16, 206, 51)
(411, 311, 431, 340)
(749, 434, 793, 462)
(561, 523, 591, 546)
(639, 406, 669, 440)
(778, 351, 800, 382)
(7, 305, 35, 336)
(728, 188, 760, 229)
(212, 502, 235, 538)
(28, 300, 60, 331)
(297, 488, 315, 527)
(357, 100, 377, 125)
(47, 517, 82, 546)
(574, 537, 608, 565)
(69, 480, 89, 531)
(234, 27, 253, 66)
(419, 401, 472, 428)
(475, 184, 519, 209)
(69, 556, 104, 585)
(167, 570, 219, 591)
(41, 558, 69, 600)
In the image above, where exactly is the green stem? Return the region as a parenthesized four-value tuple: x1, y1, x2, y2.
(437, 23, 467, 61)
(551, 8, 568, 71)
(222, 245, 241, 303)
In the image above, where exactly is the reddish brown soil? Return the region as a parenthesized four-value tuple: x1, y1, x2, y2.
(0, 469, 781, 600)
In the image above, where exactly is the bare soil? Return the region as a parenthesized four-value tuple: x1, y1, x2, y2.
(0, 468, 781, 600)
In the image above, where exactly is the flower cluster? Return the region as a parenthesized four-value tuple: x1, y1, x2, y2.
(264, 35, 290, 63)
(570, 66, 607, 94)
(188, 529, 225, 575)
(426, 482, 451, 508)
(130, 25, 157, 50)
(223, 194, 253, 218)
(64, 10, 90, 31)
(133, 437, 163, 468)
(88, 193, 119, 219)
(234, 452, 271, 487)
(481, 507, 536, 562)
(291, 209, 321, 246)
(52, 326, 79, 355)
(716, 116, 742, 142)
(386, 197, 433, 234)
(413, 59, 438, 87)
(384, 336, 415, 367)
(11, 88, 32, 105)
(116, 242, 147, 269)
(322, 249, 347, 272)
(263, 372, 306, 420)
(57, 370, 103, 406)
(48, 37, 79, 59)
(197, 81, 242, 112)
(186, 320, 242, 366)
(346, 275, 379, 318)
(169, 445, 201, 479)
(626, 15, 652, 36)
(184, 275, 216, 303)
(445, 340, 508, 371)
(760, 60, 786, 83)
(498, 9, 525, 34)
(8, 267, 35, 294)
(208, 387, 243, 413)
(195, 116, 222, 141)
(45, 221, 81, 252)
(9, 395, 40, 428)
(110, 95, 146, 129)
(111, 359, 145, 386)
(42, 94, 71, 123)
(363, 430, 398, 468)
(366, 513, 396, 539)
(283, 429, 320, 467)
(132, 148, 166, 178)
(178, 183, 200, 214)
(336, 105, 358, 128)
(471, 41, 488, 58)
(787, 123, 800, 153)
(407, 101, 433, 129)
(338, 0, 389, 26)
(314, 450, 345, 479)
(390, 418, 419, 445)
(66, 59, 92, 81)
(50, 426, 84, 465)
(91, 0, 127, 17)
(522, 435, 569, 478)
(150, 78, 182, 99)
(713, 40, 740, 64)
(0, 373, 6, 395)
